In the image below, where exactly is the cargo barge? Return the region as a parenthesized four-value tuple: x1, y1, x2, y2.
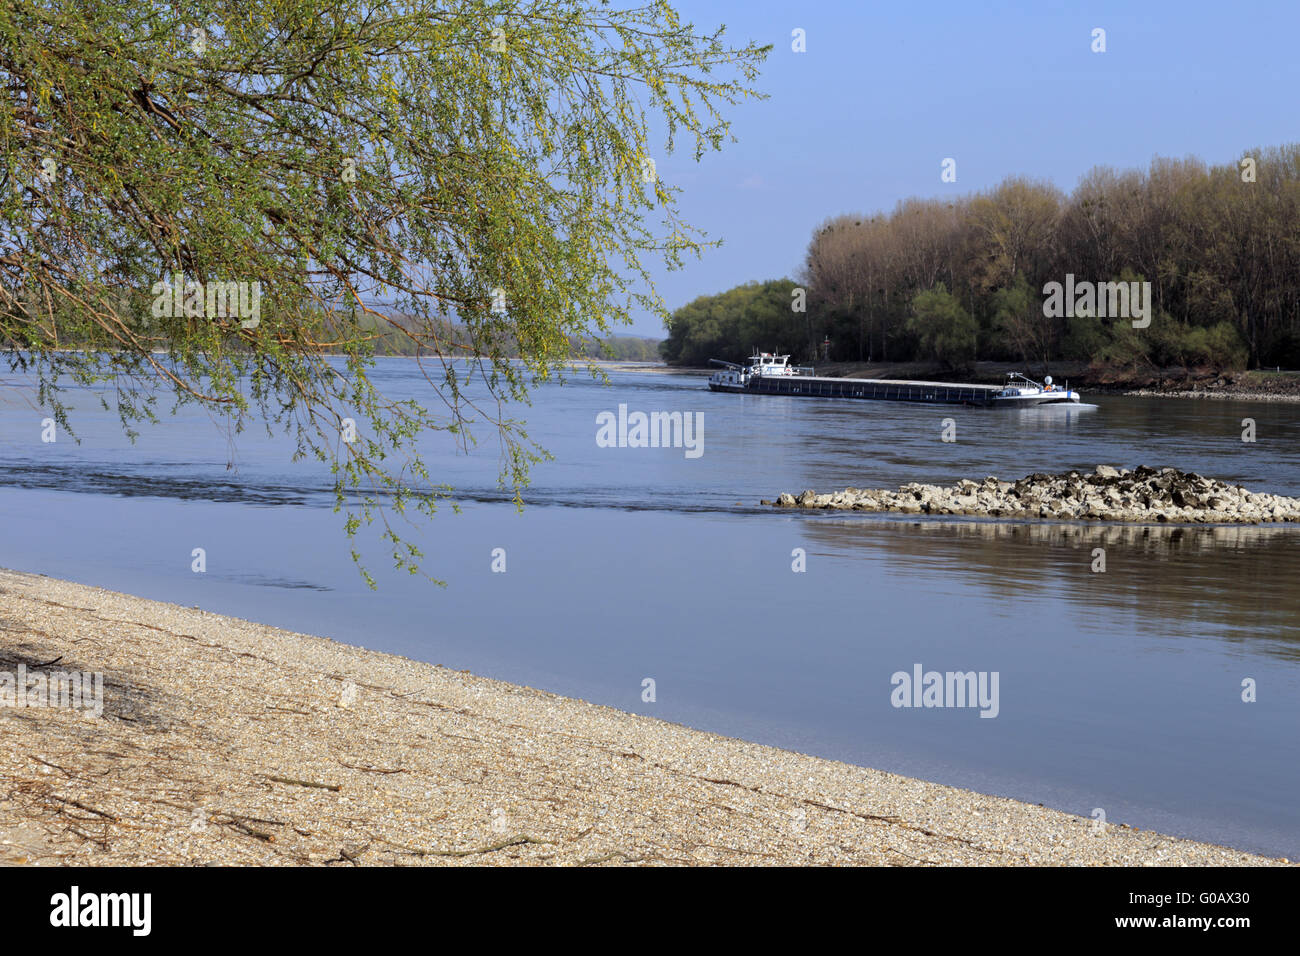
(707, 352, 1082, 407)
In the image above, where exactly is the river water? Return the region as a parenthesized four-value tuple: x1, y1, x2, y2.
(1, 358, 1297, 857)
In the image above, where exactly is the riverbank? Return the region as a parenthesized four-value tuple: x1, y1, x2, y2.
(0, 569, 1286, 866)
(768, 466, 1300, 524)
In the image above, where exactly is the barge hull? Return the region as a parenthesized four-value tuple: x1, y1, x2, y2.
(741, 374, 1002, 406)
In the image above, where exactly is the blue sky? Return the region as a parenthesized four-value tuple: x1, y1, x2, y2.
(628, 0, 1300, 336)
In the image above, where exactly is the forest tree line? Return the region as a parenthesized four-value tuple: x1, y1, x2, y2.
(661, 144, 1300, 371)
(2, 291, 662, 362)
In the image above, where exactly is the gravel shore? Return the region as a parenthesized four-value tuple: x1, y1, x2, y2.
(769, 466, 1300, 524)
(0, 569, 1287, 866)
(1123, 388, 1300, 403)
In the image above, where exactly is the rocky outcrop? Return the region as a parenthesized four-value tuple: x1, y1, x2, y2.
(765, 466, 1300, 524)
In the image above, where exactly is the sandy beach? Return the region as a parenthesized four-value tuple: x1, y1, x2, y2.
(0, 568, 1288, 867)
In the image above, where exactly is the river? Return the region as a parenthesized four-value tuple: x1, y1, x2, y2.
(2, 358, 1297, 857)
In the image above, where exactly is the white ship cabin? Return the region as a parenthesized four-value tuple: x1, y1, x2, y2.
(749, 352, 801, 377)
(999, 372, 1057, 396)
(707, 351, 813, 391)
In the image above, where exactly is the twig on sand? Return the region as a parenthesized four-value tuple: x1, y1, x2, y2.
(264, 775, 342, 792)
(338, 761, 407, 774)
(48, 794, 118, 822)
(393, 834, 553, 858)
(220, 818, 276, 842)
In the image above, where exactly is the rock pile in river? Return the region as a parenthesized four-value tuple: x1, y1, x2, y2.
(766, 466, 1300, 524)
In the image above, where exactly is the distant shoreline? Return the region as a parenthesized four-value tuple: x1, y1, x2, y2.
(15, 350, 1300, 401)
(0, 568, 1288, 866)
